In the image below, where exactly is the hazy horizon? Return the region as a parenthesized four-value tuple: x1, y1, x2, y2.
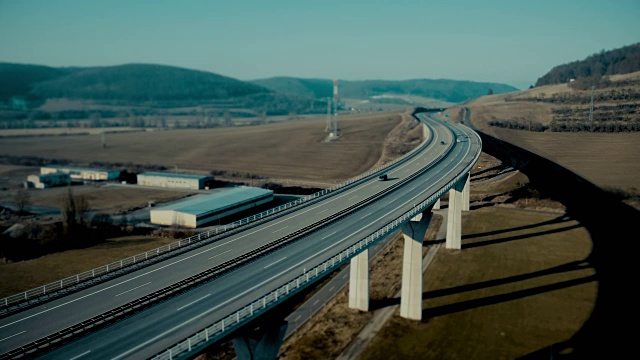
(1, 0, 638, 90)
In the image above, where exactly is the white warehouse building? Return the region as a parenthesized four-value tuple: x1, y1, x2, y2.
(137, 172, 214, 190)
(26, 173, 71, 189)
(41, 166, 120, 181)
(150, 187, 273, 228)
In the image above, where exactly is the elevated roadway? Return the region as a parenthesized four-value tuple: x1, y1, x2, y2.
(0, 112, 481, 359)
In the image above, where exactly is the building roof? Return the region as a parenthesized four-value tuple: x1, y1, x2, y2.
(153, 187, 273, 216)
(138, 172, 212, 180)
(44, 165, 120, 173)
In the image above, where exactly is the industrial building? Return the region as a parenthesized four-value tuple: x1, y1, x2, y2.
(25, 173, 71, 189)
(137, 172, 214, 190)
(150, 187, 273, 228)
(41, 166, 120, 181)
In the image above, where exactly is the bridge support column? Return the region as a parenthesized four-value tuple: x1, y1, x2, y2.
(400, 209, 433, 320)
(232, 320, 288, 360)
(349, 249, 369, 311)
(462, 172, 470, 211)
(446, 177, 466, 249)
(433, 198, 441, 210)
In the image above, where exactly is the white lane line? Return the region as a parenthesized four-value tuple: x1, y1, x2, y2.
(208, 249, 233, 260)
(347, 195, 358, 200)
(177, 294, 211, 311)
(313, 299, 319, 306)
(264, 257, 287, 269)
(321, 231, 337, 240)
(317, 209, 328, 214)
(68, 350, 91, 360)
(115, 282, 151, 297)
(272, 226, 289, 233)
(294, 315, 301, 322)
(329, 286, 335, 292)
(360, 212, 372, 219)
(111, 232, 353, 359)
(0, 241, 226, 330)
(0, 330, 25, 342)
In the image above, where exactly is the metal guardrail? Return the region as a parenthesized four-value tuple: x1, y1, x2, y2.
(0, 120, 449, 360)
(0, 116, 434, 315)
(153, 122, 482, 360)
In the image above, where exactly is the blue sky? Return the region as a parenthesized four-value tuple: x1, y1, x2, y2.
(0, 0, 638, 89)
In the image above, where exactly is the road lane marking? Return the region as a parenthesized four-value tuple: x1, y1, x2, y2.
(329, 286, 335, 292)
(317, 209, 328, 214)
(115, 282, 151, 297)
(360, 212, 372, 219)
(177, 294, 211, 311)
(264, 257, 287, 269)
(68, 350, 91, 360)
(321, 231, 337, 240)
(272, 226, 289, 233)
(347, 195, 358, 200)
(208, 249, 233, 260)
(0, 330, 25, 342)
(313, 299, 319, 306)
(294, 315, 301, 322)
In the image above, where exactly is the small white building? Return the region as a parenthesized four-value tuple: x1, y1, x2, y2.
(41, 166, 120, 181)
(26, 173, 71, 189)
(137, 172, 214, 190)
(150, 187, 273, 228)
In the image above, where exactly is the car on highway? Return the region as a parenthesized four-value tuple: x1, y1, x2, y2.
(378, 174, 388, 181)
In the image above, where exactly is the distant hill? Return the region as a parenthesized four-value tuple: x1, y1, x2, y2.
(536, 42, 640, 86)
(0, 63, 75, 101)
(0, 63, 270, 103)
(252, 77, 518, 103)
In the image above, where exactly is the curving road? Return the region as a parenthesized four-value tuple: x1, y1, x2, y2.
(0, 113, 480, 359)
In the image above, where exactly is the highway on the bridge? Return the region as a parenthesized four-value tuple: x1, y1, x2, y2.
(0, 113, 480, 359)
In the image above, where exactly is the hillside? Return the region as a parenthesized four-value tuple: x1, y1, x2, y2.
(29, 64, 270, 101)
(0, 63, 75, 102)
(0, 63, 271, 104)
(536, 42, 640, 86)
(252, 77, 518, 103)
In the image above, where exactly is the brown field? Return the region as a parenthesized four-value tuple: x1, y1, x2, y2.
(0, 235, 174, 297)
(0, 112, 403, 183)
(359, 206, 595, 360)
(445, 72, 640, 191)
(485, 129, 640, 190)
(0, 184, 191, 215)
(0, 127, 142, 137)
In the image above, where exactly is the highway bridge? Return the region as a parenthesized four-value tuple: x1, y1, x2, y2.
(0, 111, 481, 360)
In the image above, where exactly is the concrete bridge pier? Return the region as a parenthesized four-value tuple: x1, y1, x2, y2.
(232, 320, 288, 360)
(349, 248, 370, 311)
(433, 198, 441, 210)
(462, 173, 470, 211)
(400, 208, 434, 320)
(446, 173, 469, 249)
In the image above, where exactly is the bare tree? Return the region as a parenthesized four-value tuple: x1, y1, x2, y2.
(75, 194, 90, 225)
(14, 188, 30, 214)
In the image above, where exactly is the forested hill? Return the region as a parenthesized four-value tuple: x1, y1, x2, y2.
(536, 42, 640, 86)
(252, 77, 517, 103)
(0, 63, 270, 102)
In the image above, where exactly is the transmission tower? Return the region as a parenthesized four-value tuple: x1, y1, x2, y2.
(589, 85, 595, 122)
(332, 79, 338, 138)
(325, 97, 331, 132)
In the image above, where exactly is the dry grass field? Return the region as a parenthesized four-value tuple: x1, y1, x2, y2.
(359, 207, 595, 360)
(0, 184, 191, 215)
(0, 235, 174, 297)
(0, 112, 402, 183)
(443, 72, 640, 191)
